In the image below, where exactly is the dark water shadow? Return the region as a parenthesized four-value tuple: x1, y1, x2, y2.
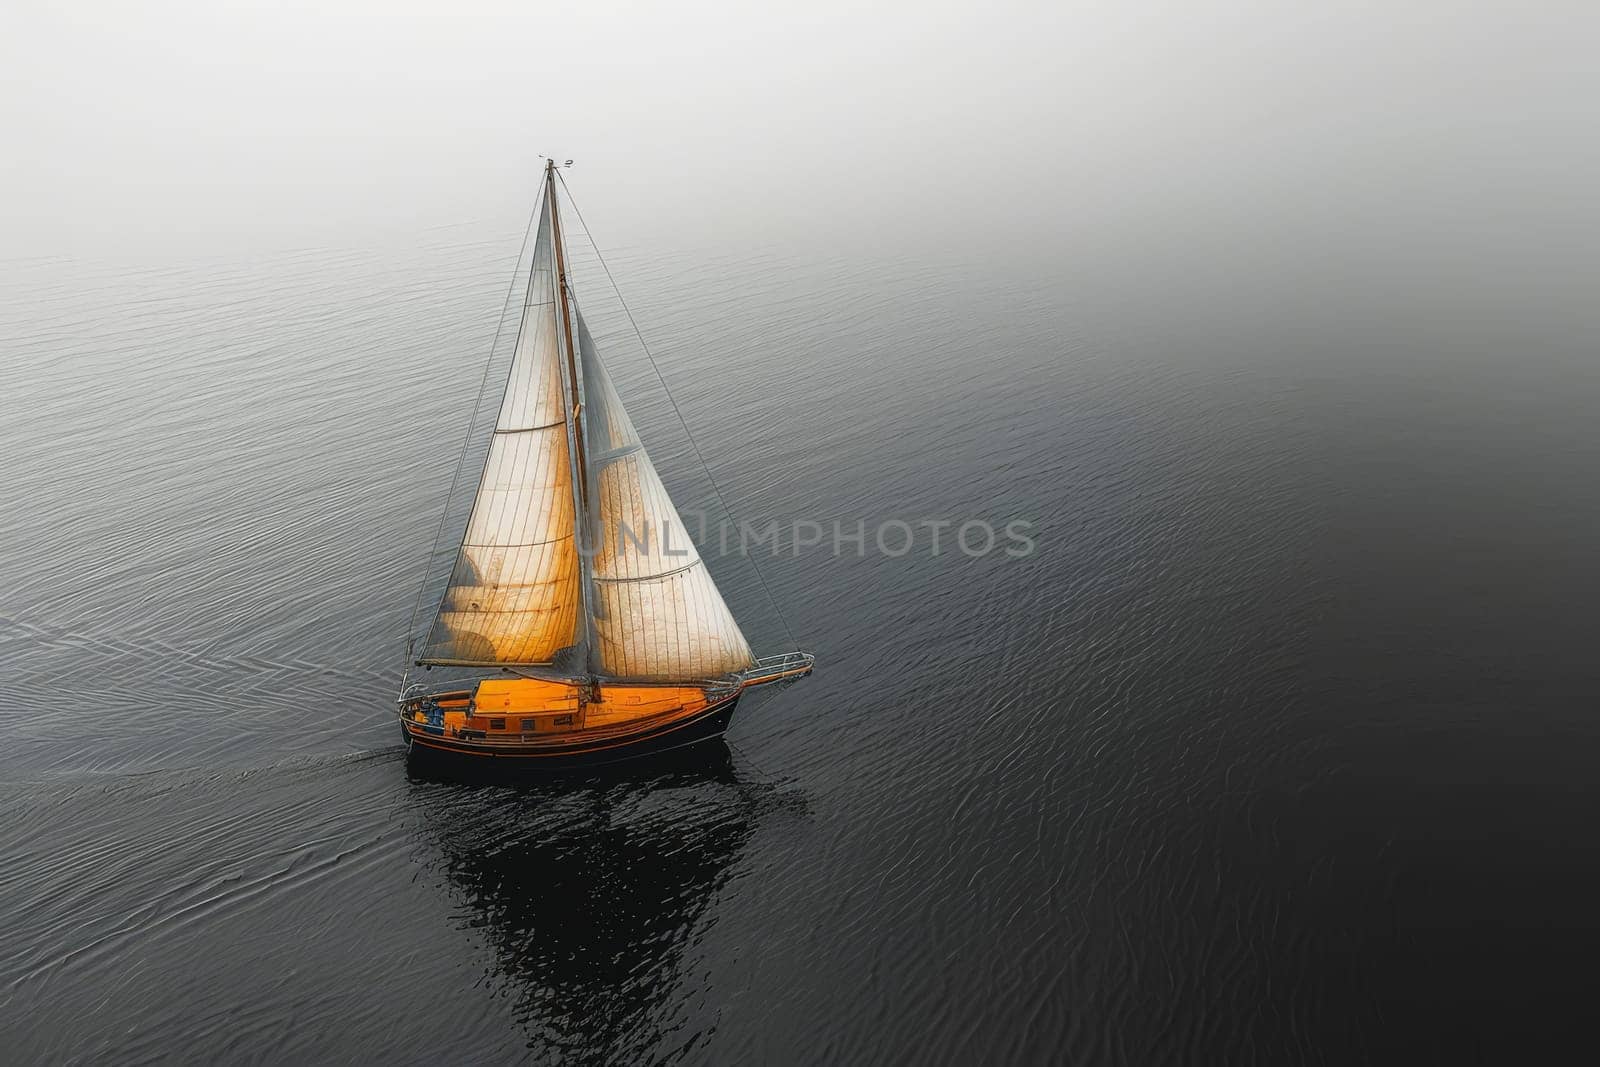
(408, 741, 801, 1062)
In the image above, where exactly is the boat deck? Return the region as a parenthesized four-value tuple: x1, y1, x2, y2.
(404, 676, 717, 744)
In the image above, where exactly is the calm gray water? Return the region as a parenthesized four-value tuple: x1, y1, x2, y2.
(3, 216, 1599, 1063)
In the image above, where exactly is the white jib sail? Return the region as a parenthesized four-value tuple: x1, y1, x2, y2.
(576, 310, 755, 680)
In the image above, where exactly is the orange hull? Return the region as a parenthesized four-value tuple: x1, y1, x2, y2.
(399, 676, 740, 765)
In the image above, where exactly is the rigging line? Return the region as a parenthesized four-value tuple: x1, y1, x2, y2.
(402, 168, 549, 676)
(554, 170, 798, 651)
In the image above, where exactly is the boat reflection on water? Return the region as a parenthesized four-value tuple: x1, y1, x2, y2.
(408, 741, 796, 1061)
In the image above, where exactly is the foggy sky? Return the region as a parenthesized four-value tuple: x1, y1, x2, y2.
(4, 2, 1597, 263)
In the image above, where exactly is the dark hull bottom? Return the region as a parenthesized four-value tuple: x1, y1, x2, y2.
(404, 695, 740, 779)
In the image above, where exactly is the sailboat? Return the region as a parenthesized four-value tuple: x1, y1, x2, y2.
(397, 160, 812, 768)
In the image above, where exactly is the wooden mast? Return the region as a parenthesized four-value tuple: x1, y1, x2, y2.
(545, 159, 596, 686)
(546, 161, 588, 511)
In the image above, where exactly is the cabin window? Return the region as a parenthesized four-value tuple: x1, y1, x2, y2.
(554, 714, 574, 726)
(521, 718, 536, 732)
(490, 718, 505, 730)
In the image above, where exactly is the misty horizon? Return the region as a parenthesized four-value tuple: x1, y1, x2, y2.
(7, 2, 1595, 272)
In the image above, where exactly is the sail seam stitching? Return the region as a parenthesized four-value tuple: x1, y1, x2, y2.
(591, 561, 702, 584)
(461, 535, 574, 548)
(491, 420, 566, 434)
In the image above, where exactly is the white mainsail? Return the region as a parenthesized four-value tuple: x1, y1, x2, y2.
(420, 203, 582, 665)
(576, 310, 755, 679)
